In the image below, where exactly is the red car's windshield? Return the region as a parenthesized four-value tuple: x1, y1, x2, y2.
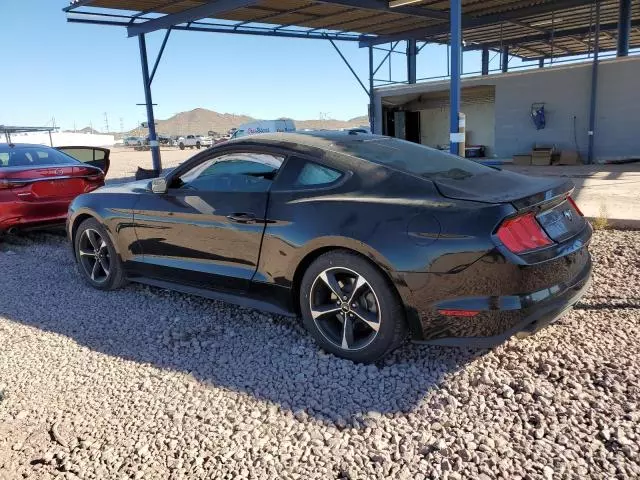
(0, 145, 81, 168)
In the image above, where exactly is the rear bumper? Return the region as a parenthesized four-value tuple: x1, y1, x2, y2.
(396, 244, 592, 347)
(415, 258, 592, 348)
(0, 199, 69, 232)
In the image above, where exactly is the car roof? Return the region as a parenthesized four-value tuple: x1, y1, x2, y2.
(228, 131, 377, 149)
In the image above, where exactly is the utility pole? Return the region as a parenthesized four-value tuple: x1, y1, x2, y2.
(103, 112, 110, 133)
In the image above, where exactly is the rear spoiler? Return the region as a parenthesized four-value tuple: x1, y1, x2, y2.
(511, 179, 574, 211)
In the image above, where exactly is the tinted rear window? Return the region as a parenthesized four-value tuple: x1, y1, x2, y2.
(330, 137, 492, 180)
(0, 145, 81, 168)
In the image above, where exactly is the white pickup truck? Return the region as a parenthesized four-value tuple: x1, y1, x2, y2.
(177, 135, 212, 150)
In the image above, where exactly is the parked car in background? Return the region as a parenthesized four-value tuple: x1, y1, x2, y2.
(67, 132, 591, 363)
(123, 136, 143, 147)
(198, 135, 213, 148)
(144, 135, 173, 146)
(1, 143, 109, 234)
(230, 119, 296, 139)
(345, 127, 371, 134)
(177, 134, 205, 150)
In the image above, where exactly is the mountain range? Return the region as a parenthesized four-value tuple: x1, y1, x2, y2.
(115, 108, 369, 137)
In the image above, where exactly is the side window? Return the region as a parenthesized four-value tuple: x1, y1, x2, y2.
(294, 162, 342, 187)
(177, 152, 284, 193)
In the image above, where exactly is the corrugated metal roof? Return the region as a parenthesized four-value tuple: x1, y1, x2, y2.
(67, 0, 640, 59)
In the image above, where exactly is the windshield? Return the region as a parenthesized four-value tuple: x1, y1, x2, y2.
(0, 145, 81, 168)
(329, 137, 492, 180)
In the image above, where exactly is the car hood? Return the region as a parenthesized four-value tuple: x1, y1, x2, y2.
(100, 178, 152, 194)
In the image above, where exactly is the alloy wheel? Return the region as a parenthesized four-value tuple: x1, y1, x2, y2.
(309, 267, 381, 351)
(78, 229, 111, 284)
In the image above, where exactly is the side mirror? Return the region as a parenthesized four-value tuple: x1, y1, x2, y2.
(151, 177, 168, 194)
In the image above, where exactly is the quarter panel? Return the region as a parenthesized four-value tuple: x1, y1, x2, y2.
(259, 168, 512, 289)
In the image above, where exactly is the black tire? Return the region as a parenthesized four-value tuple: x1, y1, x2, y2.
(179, 143, 185, 150)
(299, 250, 407, 363)
(74, 218, 127, 291)
(196, 142, 201, 149)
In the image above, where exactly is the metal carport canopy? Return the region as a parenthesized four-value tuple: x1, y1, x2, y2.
(64, 0, 638, 169)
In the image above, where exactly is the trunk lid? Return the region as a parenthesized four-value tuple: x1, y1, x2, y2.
(0, 165, 103, 199)
(0, 166, 75, 198)
(432, 169, 573, 209)
(433, 169, 586, 244)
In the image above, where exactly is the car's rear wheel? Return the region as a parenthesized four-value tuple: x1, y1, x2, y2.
(196, 142, 201, 149)
(179, 143, 185, 150)
(74, 218, 126, 291)
(300, 250, 407, 363)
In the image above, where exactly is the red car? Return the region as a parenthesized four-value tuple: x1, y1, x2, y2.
(0, 143, 110, 233)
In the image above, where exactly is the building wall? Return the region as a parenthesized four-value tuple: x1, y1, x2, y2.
(420, 102, 495, 155)
(377, 57, 640, 161)
(494, 58, 640, 159)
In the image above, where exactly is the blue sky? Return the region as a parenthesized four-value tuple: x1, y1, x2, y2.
(1, 1, 511, 132)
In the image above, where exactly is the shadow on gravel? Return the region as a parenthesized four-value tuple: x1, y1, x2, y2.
(0, 233, 485, 425)
(575, 297, 640, 311)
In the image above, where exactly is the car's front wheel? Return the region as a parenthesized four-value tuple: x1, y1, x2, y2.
(74, 218, 126, 291)
(179, 143, 185, 150)
(300, 250, 407, 363)
(196, 142, 201, 149)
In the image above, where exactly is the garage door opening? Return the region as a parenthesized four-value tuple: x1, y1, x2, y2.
(382, 85, 496, 158)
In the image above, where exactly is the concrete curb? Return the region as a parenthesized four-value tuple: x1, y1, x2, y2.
(586, 217, 640, 230)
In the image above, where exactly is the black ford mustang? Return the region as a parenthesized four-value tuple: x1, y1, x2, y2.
(67, 132, 592, 363)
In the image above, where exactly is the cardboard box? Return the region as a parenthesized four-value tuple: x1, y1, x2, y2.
(531, 148, 553, 166)
(557, 150, 581, 165)
(512, 154, 532, 166)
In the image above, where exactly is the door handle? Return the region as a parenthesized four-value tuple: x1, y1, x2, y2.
(227, 213, 256, 224)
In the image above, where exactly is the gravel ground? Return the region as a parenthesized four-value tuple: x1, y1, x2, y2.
(104, 147, 191, 184)
(0, 230, 638, 480)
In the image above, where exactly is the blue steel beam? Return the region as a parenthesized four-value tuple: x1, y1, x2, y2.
(63, 0, 94, 12)
(127, 0, 259, 37)
(501, 46, 509, 73)
(449, 0, 462, 156)
(235, 4, 315, 28)
(362, 0, 595, 46)
(129, 1, 187, 22)
(468, 19, 640, 51)
(68, 15, 367, 41)
(327, 36, 370, 95)
(407, 39, 417, 83)
(149, 27, 172, 85)
(138, 34, 162, 174)
(618, 0, 632, 56)
(369, 44, 375, 133)
(588, 1, 601, 164)
(481, 47, 489, 75)
(372, 41, 400, 76)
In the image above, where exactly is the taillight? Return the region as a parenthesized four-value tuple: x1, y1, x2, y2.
(567, 196, 584, 216)
(0, 179, 16, 190)
(497, 212, 553, 253)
